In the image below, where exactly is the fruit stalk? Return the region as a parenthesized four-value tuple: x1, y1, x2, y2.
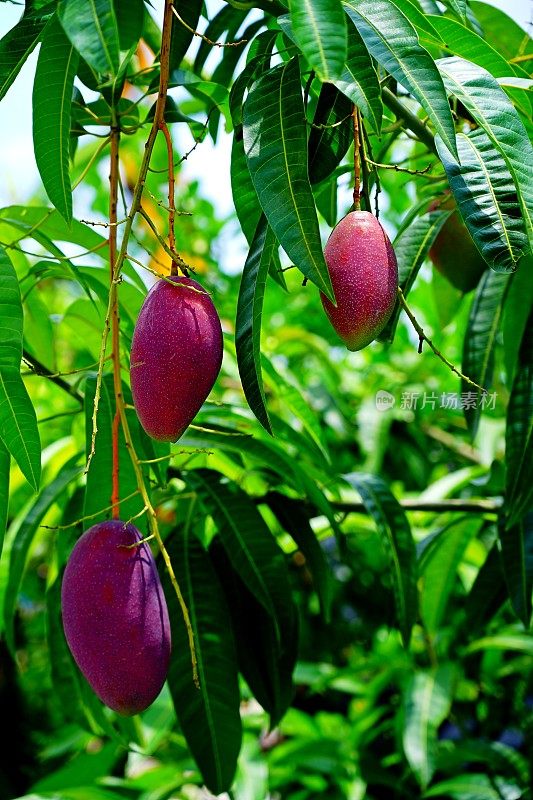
(352, 105, 362, 210)
(158, 120, 180, 276)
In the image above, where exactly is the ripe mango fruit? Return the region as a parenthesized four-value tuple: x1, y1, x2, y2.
(130, 276, 223, 442)
(428, 196, 487, 293)
(61, 520, 171, 715)
(321, 211, 398, 350)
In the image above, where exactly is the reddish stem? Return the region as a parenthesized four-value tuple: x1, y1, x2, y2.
(352, 105, 361, 210)
(109, 124, 121, 513)
(158, 119, 179, 275)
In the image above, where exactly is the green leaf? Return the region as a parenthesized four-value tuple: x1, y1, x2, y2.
(164, 524, 242, 795)
(0, 246, 41, 491)
(344, 472, 417, 645)
(502, 256, 533, 383)
(499, 514, 533, 628)
(471, 1, 533, 72)
(243, 58, 334, 301)
(505, 312, 533, 529)
(437, 57, 533, 254)
(380, 209, 453, 342)
(424, 774, 519, 800)
(466, 631, 533, 656)
(288, 0, 347, 82)
(461, 270, 512, 437)
(231, 135, 263, 246)
(83, 374, 147, 532)
(235, 218, 276, 434)
(169, 0, 203, 72)
(193, 6, 247, 76)
(420, 518, 481, 635)
(186, 469, 295, 648)
(464, 543, 506, 633)
(435, 130, 529, 273)
(403, 664, 455, 788)
(2, 457, 81, 653)
(210, 538, 296, 727)
(308, 83, 352, 185)
(0, 1, 56, 102)
(333, 16, 382, 133)
(429, 15, 520, 78)
(113, 0, 144, 52)
(58, 0, 120, 75)
(32, 15, 78, 224)
(343, 0, 458, 159)
(266, 492, 333, 622)
(0, 440, 8, 557)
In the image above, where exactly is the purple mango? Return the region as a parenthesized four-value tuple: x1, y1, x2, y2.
(130, 276, 223, 441)
(321, 211, 398, 351)
(61, 520, 171, 716)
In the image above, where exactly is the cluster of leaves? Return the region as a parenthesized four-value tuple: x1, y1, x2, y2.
(0, 0, 532, 798)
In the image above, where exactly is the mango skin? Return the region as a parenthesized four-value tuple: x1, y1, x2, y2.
(428, 197, 487, 293)
(130, 276, 223, 442)
(61, 520, 171, 716)
(321, 211, 398, 351)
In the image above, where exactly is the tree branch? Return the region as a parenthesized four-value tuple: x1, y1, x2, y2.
(22, 350, 84, 405)
(382, 87, 437, 155)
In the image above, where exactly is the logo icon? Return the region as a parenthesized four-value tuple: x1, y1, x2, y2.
(375, 390, 395, 412)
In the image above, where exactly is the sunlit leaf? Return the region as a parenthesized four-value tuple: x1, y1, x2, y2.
(288, 0, 347, 82)
(0, 246, 41, 491)
(243, 58, 334, 300)
(0, 1, 56, 102)
(32, 15, 79, 223)
(344, 0, 458, 158)
(403, 664, 455, 788)
(58, 0, 120, 75)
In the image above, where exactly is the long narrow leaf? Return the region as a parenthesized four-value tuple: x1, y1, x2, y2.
(243, 58, 334, 300)
(288, 0, 347, 82)
(58, 0, 120, 75)
(333, 17, 382, 133)
(344, 0, 458, 158)
(235, 218, 276, 434)
(164, 524, 242, 795)
(0, 440, 8, 558)
(344, 472, 417, 645)
(0, 246, 41, 491)
(0, 1, 56, 101)
(505, 312, 533, 530)
(499, 514, 533, 628)
(462, 270, 512, 436)
(437, 57, 533, 253)
(436, 129, 529, 273)
(32, 15, 78, 223)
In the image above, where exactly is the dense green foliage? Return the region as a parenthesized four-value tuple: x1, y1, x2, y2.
(0, 0, 532, 798)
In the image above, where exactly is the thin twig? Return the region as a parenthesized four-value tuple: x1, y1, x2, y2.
(366, 158, 433, 176)
(397, 287, 488, 393)
(22, 350, 84, 405)
(171, 6, 248, 49)
(40, 489, 141, 530)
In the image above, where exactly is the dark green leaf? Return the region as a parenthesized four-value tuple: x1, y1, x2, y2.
(113, 0, 144, 52)
(333, 16, 382, 133)
(380, 209, 452, 342)
(288, 0, 347, 82)
(499, 513, 533, 628)
(429, 15, 521, 78)
(235, 217, 276, 434)
(344, 0, 458, 158)
(0, 440, 8, 558)
(186, 469, 295, 649)
(344, 472, 417, 645)
(193, 6, 247, 76)
(308, 83, 352, 185)
(403, 664, 455, 788)
(0, 246, 41, 491)
(3, 457, 81, 653)
(169, 0, 203, 72)
(32, 15, 78, 224)
(231, 135, 262, 246)
(0, 1, 55, 102)
(210, 538, 296, 727)
(164, 524, 242, 795)
(505, 312, 533, 529)
(58, 0, 120, 75)
(424, 774, 522, 800)
(464, 542, 506, 634)
(243, 58, 334, 300)
(437, 57, 533, 253)
(461, 270, 512, 437)
(502, 256, 533, 383)
(266, 492, 332, 622)
(436, 129, 529, 273)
